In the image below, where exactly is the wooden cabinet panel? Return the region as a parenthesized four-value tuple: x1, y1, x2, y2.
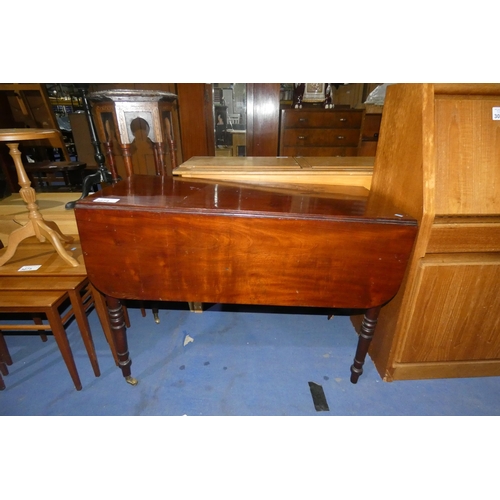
(398, 254, 500, 363)
(360, 83, 500, 381)
(176, 83, 214, 160)
(246, 84, 281, 156)
(427, 220, 500, 253)
(435, 97, 500, 215)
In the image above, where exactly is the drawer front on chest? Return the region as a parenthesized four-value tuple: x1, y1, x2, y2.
(282, 128, 361, 147)
(282, 110, 363, 129)
(281, 146, 358, 156)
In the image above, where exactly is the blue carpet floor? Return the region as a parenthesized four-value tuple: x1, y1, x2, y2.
(1, 302, 499, 416)
(2, 303, 497, 498)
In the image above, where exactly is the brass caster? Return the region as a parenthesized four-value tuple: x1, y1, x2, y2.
(125, 375, 138, 386)
(154, 312, 160, 324)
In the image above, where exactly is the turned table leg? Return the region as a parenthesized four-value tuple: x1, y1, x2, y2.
(350, 306, 381, 384)
(105, 295, 137, 386)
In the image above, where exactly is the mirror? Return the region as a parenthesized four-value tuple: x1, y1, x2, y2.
(213, 83, 247, 157)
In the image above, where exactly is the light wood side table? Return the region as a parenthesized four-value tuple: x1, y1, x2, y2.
(0, 129, 78, 268)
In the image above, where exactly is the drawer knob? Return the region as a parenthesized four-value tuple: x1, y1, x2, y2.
(337, 135, 345, 140)
(298, 135, 306, 140)
(339, 118, 347, 122)
(299, 118, 307, 122)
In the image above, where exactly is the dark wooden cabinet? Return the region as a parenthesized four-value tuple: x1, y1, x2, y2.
(246, 83, 281, 156)
(279, 108, 364, 156)
(176, 84, 215, 160)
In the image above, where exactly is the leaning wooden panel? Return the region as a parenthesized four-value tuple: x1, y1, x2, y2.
(173, 156, 374, 189)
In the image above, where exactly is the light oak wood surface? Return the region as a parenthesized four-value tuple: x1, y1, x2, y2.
(173, 156, 374, 189)
(0, 192, 79, 245)
(354, 83, 500, 381)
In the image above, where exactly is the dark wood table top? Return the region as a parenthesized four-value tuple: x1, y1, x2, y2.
(75, 175, 417, 310)
(74, 173, 412, 220)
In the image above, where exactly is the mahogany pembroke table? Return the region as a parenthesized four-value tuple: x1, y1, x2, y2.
(74, 174, 417, 385)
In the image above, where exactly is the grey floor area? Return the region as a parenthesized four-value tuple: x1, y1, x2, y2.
(1, 301, 499, 416)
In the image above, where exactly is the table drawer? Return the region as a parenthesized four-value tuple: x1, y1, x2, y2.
(283, 128, 361, 147)
(282, 110, 363, 129)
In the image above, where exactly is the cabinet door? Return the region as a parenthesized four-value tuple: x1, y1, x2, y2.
(246, 83, 280, 156)
(177, 83, 215, 159)
(398, 254, 500, 363)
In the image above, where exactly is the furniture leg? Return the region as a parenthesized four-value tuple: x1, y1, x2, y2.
(188, 302, 203, 313)
(35, 219, 78, 267)
(0, 216, 77, 268)
(350, 306, 381, 384)
(0, 331, 12, 366)
(0, 331, 9, 390)
(90, 285, 119, 366)
(67, 288, 100, 377)
(152, 306, 160, 324)
(0, 361, 9, 376)
(33, 316, 49, 342)
(123, 305, 130, 328)
(45, 307, 82, 391)
(106, 295, 137, 385)
(0, 221, 37, 266)
(0, 314, 7, 390)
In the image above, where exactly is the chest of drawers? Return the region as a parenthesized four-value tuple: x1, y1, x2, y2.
(279, 108, 363, 156)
